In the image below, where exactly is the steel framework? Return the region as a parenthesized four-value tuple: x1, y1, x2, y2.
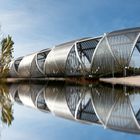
(9, 27, 140, 77)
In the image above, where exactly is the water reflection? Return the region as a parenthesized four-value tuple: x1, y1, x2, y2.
(0, 84, 13, 126)
(7, 82, 140, 134)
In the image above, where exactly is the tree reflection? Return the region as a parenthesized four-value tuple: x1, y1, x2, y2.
(0, 84, 13, 126)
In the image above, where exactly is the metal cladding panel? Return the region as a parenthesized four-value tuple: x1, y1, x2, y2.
(65, 46, 81, 76)
(30, 55, 44, 77)
(44, 85, 75, 120)
(44, 38, 88, 76)
(77, 38, 99, 63)
(9, 60, 18, 77)
(37, 48, 51, 75)
(9, 57, 23, 77)
(18, 54, 36, 77)
(107, 31, 140, 66)
(91, 28, 140, 76)
(65, 38, 99, 76)
(44, 41, 76, 76)
(91, 36, 115, 75)
(18, 53, 44, 78)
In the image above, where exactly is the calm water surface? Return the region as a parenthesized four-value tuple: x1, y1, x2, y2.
(0, 81, 140, 140)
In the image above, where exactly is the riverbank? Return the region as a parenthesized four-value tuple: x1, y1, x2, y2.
(1, 76, 140, 87)
(100, 76, 140, 87)
(0, 77, 99, 85)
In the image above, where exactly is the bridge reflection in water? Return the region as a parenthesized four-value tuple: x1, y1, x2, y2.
(9, 82, 140, 134)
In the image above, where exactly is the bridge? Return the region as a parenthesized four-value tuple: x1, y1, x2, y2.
(9, 27, 140, 78)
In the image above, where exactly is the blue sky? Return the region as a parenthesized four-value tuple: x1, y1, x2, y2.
(0, 0, 140, 58)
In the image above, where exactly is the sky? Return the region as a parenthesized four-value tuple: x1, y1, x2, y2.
(0, 0, 140, 58)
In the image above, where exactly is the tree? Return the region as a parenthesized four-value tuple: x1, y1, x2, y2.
(0, 35, 14, 77)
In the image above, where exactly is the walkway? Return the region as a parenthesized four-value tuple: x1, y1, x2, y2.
(100, 76, 140, 87)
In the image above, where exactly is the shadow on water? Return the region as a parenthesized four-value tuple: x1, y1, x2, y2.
(1, 81, 140, 134)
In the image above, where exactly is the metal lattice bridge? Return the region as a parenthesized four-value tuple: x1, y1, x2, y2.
(9, 27, 140, 78)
